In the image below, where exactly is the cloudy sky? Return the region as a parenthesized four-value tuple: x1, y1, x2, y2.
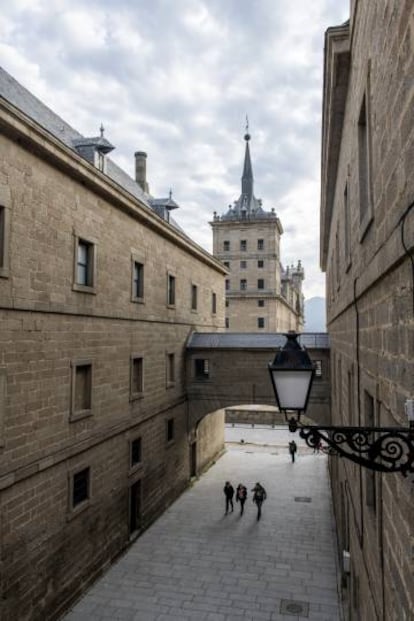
(1, 0, 349, 299)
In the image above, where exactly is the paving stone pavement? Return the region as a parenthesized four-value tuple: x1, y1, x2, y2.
(63, 435, 342, 621)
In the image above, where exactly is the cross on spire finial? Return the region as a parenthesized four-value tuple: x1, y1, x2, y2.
(100, 123, 105, 137)
(244, 115, 250, 141)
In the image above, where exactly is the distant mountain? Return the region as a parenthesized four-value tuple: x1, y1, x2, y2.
(304, 297, 326, 332)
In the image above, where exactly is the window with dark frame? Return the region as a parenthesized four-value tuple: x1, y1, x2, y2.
(76, 239, 94, 287)
(195, 358, 209, 379)
(225, 299, 229, 307)
(240, 279, 247, 290)
(344, 181, 351, 267)
(74, 364, 92, 412)
(132, 261, 144, 299)
(223, 261, 230, 268)
(130, 437, 142, 467)
(314, 360, 322, 377)
(167, 353, 175, 385)
(191, 284, 198, 310)
(167, 274, 176, 306)
(258, 299, 265, 307)
(223, 240, 230, 251)
(364, 390, 376, 512)
(240, 260, 247, 269)
(131, 357, 143, 396)
(72, 468, 90, 507)
(257, 260, 264, 268)
(257, 317, 265, 328)
(240, 240, 247, 251)
(225, 317, 229, 328)
(212, 292, 217, 314)
(358, 92, 372, 233)
(166, 418, 174, 442)
(257, 239, 264, 250)
(225, 279, 230, 291)
(257, 279, 264, 290)
(0, 207, 4, 268)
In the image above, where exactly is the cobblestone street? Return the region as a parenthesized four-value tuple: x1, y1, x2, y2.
(63, 428, 342, 620)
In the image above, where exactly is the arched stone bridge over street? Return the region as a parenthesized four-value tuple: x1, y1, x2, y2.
(186, 332, 331, 431)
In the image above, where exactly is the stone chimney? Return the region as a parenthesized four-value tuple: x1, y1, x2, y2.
(134, 151, 149, 193)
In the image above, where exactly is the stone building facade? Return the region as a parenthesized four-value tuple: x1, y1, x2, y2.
(211, 131, 304, 332)
(321, 2, 414, 619)
(0, 68, 226, 621)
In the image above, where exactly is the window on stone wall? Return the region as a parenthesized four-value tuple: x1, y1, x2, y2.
(225, 317, 229, 328)
(364, 390, 376, 512)
(132, 260, 144, 301)
(258, 299, 265, 307)
(191, 284, 198, 310)
(72, 467, 90, 508)
(74, 237, 96, 292)
(212, 292, 217, 314)
(240, 240, 247, 251)
(71, 361, 92, 420)
(166, 353, 175, 387)
(225, 299, 229, 307)
(257, 239, 264, 250)
(130, 437, 142, 468)
(344, 180, 351, 269)
(166, 418, 174, 442)
(167, 273, 176, 306)
(240, 279, 247, 290)
(257, 279, 264, 290)
(347, 369, 354, 426)
(240, 260, 247, 269)
(223, 261, 230, 268)
(314, 360, 322, 378)
(225, 279, 230, 291)
(257, 317, 265, 328)
(130, 356, 144, 399)
(258, 260, 264, 268)
(223, 240, 230, 251)
(358, 87, 373, 238)
(0, 206, 5, 270)
(195, 358, 210, 379)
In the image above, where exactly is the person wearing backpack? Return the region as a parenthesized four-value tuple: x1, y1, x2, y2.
(289, 440, 297, 463)
(223, 481, 235, 514)
(235, 483, 248, 515)
(251, 482, 267, 520)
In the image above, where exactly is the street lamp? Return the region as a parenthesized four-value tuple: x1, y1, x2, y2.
(268, 332, 414, 478)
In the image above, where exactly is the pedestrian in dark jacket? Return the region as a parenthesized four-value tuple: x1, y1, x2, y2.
(223, 481, 234, 514)
(251, 482, 267, 520)
(235, 483, 247, 515)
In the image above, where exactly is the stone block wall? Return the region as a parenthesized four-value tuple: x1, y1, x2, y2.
(321, 2, 414, 618)
(0, 101, 226, 620)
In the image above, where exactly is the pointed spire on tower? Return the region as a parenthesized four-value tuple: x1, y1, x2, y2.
(241, 116, 253, 199)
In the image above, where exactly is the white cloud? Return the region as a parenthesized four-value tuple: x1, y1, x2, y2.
(0, 0, 349, 299)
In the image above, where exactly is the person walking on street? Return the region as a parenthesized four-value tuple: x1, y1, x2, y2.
(251, 482, 267, 521)
(223, 481, 234, 514)
(289, 440, 297, 463)
(235, 483, 247, 516)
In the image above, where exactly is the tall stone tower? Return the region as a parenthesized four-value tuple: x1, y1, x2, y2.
(210, 128, 304, 332)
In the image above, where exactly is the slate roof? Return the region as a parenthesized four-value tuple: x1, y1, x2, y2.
(186, 332, 330, 349)
(0, 67, 186, 233)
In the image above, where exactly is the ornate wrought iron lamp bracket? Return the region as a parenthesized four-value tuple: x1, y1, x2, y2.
(288, 418, 414, 477)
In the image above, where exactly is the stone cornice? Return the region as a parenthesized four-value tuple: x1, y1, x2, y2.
(320, 23, 350, 271)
